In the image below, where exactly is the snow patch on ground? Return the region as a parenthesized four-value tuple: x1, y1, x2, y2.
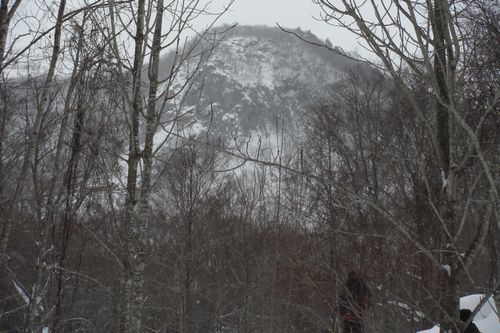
(417, 326, 439, 333)
(460, 294, 497, 320)
(416, 294, 499, 333)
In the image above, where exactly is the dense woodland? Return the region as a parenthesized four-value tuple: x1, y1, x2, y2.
(0, 0, 498, 332)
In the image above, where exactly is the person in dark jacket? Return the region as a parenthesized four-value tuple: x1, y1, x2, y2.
(460, 309, 481, 333)
(337, 271, 370, 333)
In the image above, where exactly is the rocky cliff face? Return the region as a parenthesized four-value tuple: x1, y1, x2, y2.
(161, 25, 352, 151)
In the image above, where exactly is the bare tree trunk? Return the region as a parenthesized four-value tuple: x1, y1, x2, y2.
(182, 214, 193, 333)
(432, 0, 460, 330)
(118, 0, 145, 328)
(52, 64, 88, 333)
(120, 0, 165, 331)
(17, 2, 67, 332)
(181, 168, 195, 333)
(0, 0, 22, 71)
(495, 145, 500, 306)
(0, 80, 8, 216)
(0, 0, 9, 70)
(0, 0, 23, 271)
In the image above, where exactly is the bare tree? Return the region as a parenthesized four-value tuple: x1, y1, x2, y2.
(161, 142, 222, 331)
(314, 0, 499, 330)
(104, 1, 233, 331)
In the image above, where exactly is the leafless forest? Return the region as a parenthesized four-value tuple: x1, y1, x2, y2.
(0, 0, 498, 332)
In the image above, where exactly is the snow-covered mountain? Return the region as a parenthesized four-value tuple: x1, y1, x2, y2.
(161, 25, 353, 150)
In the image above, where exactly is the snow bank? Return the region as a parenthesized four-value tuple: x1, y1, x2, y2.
(460, 294, 497, 320)
(417, 326, 439, 333)
(460, 295, 499, 333)
(416, 294, 499, 333)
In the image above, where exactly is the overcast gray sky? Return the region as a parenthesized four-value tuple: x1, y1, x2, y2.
(6, 0, 361, 77)
(207, 0, 360, 52)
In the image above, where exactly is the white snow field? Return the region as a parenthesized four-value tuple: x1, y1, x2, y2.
(416, 294, 499, 333)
